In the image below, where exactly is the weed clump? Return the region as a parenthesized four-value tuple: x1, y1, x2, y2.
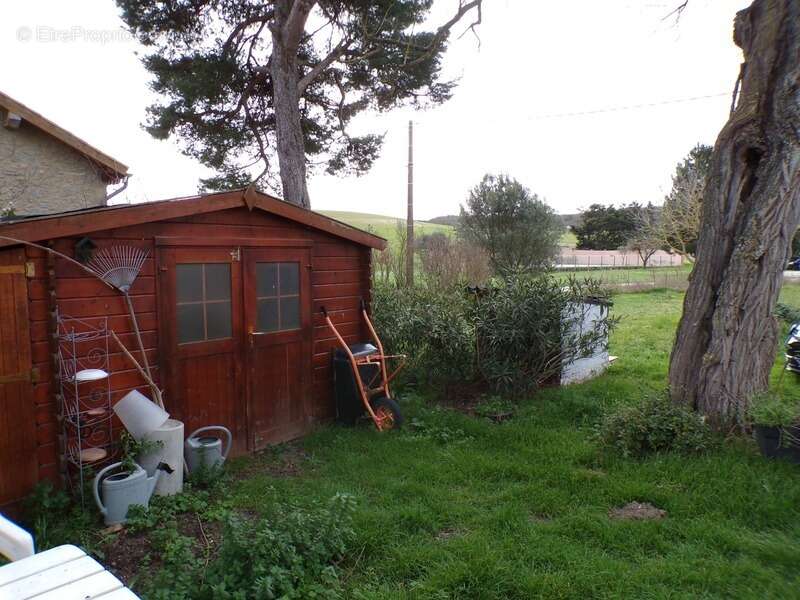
(134, 492, 356, 599)
(202, 494, 356, 599)
(594, 394, 713, 458)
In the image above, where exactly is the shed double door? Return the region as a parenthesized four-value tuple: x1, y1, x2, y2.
(0, 248, 37, 506)
(160, 244, 312, 453)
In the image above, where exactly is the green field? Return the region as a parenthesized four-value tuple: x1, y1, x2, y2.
(319, 210, 453, 246)
(319, 210, 579, 248)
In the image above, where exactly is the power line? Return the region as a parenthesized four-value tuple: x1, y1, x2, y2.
(526, 92, 729, 120)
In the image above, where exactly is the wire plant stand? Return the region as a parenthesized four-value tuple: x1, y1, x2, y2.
(57, 311, 116, 505)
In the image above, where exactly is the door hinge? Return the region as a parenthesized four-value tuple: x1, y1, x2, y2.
(230, 247, 241, 262)
(0, 367, 39, 384)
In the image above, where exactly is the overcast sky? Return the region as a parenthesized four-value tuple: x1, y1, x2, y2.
(1, 1, 749, 219)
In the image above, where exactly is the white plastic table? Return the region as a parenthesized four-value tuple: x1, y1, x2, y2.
(0, 544, 139, 600)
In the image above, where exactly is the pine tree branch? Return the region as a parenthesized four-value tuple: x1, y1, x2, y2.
(400, 0, 482, 68)
(222, 11, 274, 56)
(284, 0, 317, 49)
(297, 37, 351, 94)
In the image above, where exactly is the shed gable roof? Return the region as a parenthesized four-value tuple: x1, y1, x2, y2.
(0, 90, 128, 181)
(0, 188, 386, 250)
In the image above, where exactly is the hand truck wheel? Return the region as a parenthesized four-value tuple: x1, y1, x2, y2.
(370, 396, 403, 431)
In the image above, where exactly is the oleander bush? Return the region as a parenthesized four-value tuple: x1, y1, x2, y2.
(372, 272, 614, 397)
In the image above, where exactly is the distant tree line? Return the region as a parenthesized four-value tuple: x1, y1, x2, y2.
(571, 144, 713, 265)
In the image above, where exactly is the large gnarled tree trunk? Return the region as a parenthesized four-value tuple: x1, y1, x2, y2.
(669, 0, 800, 427)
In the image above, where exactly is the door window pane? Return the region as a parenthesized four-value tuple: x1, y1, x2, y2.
(257, 298, 279, 332)
(255, 261, 301, 333)
(205, 264, 231, 301)
(256, 263, 278, 297)
(176, 264, 202, 302)
(280, 263, 299, 295)
(176, 262, 232, 344)
(280, 297, 300, 330)
(206, 301, 232, 340)
(177, 303, 204, 343)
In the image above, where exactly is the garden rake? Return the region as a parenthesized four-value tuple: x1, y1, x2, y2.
(87, 246, 164, 409)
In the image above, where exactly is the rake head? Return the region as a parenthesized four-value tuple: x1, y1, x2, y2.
(86, 246, 149, 293)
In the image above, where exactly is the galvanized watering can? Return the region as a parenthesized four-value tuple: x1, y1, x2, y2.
(185, 426, 232, 474)
(93, 461, 173, 526)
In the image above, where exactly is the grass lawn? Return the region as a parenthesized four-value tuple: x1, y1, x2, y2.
(559, 230, 578, 248)
(30, 286, 800, 598)
(554, 264, 693, 290)
(217, 288, 800, 599)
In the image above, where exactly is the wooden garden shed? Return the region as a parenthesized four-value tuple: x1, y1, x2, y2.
(0, 187, 385, 507)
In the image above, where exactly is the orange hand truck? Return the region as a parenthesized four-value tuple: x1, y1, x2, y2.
(322, 300, 406, 431)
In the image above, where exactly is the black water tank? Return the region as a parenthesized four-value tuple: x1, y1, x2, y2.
(332, 349, 380, 425)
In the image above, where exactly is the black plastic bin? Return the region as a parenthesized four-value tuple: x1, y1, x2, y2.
(332, 348, 380, 425)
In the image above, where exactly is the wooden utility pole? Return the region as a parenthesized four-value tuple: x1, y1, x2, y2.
(406, 120, 414, 287)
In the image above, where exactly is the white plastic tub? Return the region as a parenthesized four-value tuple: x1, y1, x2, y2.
(113, 390, 169, 440)
(138, 419, 184, 496)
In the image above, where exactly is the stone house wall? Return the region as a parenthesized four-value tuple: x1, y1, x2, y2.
(0, 108, 107, 217)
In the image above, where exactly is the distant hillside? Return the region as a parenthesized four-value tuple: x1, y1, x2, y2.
(430, 213, 582, 229)
(429, 212, 578, 248)
(318, 210, 453, 246)
(320, 210, 578, 248)
(428, 215, 459, 227)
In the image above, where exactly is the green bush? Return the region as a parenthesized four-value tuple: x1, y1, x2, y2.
(372, 284, 474, 393)
(372, 274, 614, 398)
(775, 303, 800, 325)
(474, 273, 613, 396)
(594, 395, 713, 458)
(749, 393, 800, 427)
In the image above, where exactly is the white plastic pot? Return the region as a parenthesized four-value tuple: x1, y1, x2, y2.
(113, 389, 169, 440)
(138, 419, 185, 496)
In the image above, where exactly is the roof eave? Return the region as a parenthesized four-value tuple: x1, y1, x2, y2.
(0, 188, 387, 251)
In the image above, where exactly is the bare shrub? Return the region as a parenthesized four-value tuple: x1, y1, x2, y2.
(418, 233, 490, 289)
(372, 221, 408, 288)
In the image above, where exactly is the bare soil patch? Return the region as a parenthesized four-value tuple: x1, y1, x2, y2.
(102, 528, 153, 585)
(101, 509, 225, 586)
(234, 442, 310, 480)
(529, 513, 554, 524)
(609, 502, 667, 521)
(435, 527, 464, 541)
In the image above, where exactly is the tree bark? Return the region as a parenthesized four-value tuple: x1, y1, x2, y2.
(270, 0, 312, 208)
(669, 0, 800, 427)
